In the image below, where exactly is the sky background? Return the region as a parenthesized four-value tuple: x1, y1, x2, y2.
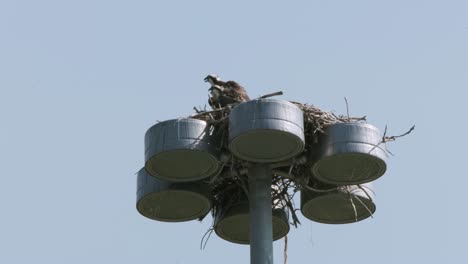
(0, 0, 466, 263)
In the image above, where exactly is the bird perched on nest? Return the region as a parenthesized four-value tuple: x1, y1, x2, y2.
(204, 74, 250, 109)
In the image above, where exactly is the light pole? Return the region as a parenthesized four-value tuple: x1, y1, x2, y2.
(136, 92, 398, 264)
(249, 164, 273, 264)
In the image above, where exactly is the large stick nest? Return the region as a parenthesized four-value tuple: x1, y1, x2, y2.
(190, 95, 413, 239)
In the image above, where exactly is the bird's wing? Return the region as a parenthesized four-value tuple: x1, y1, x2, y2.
(225, 81, 249, 101)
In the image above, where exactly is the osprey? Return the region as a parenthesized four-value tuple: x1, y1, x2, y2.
(205, 74, 250, 109)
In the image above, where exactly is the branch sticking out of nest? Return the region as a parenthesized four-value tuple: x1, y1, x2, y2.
(190, 106, 231, 122)
(344, 97, 350, 120)
(368, 124, 415, 156)
(200, 227, 214, 250)
(258, 91, 283, 99)
(383, 125, 415, 142)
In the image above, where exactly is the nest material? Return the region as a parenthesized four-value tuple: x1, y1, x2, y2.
(191, 95, 413, 248)
(191, 98, 368, 229)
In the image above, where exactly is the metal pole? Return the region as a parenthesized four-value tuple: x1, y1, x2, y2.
(248, 163, 273, 264)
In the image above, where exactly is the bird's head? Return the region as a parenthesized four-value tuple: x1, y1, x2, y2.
(204, 74, 221, 85)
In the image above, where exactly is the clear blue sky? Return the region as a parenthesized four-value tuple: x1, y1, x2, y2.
(0, 0, 466, 263)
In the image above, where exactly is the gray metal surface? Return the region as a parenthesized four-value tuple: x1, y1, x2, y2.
(312, 123, 387, 185)
(145, 118, 221, 182)
(214, 202, 289, 245)
(229, 99, 305, 163)
(249, 164, 273, 264)
(301, 182, 376, 224)
(136, 168, 212, 222)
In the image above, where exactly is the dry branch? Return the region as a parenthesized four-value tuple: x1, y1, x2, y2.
(259, 91, 283, 99)
(383, 125, 415, 142)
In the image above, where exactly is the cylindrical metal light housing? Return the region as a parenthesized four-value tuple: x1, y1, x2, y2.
(214, 202, 290, 244)
(228, 99, 305, 163)
(145, 118, 222, 182)
(301, 182, 376, 224)
(311, 123, 387, 185)
(136, 168, 212, 222)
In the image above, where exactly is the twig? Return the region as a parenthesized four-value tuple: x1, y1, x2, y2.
(353, 195, 374, 218)
(259, 91, 283, 99)
(357, 184, 374, 201)
(368, 124, 415, 156)
(200, 228, 214, 250)
(344, 97, 350, 120)
(384, 125, 416, 142)
(190, 107, 229, 118)
(349, 193, 358, 222)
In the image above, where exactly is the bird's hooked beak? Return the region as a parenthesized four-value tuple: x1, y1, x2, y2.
(205, 74, 220, 84)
